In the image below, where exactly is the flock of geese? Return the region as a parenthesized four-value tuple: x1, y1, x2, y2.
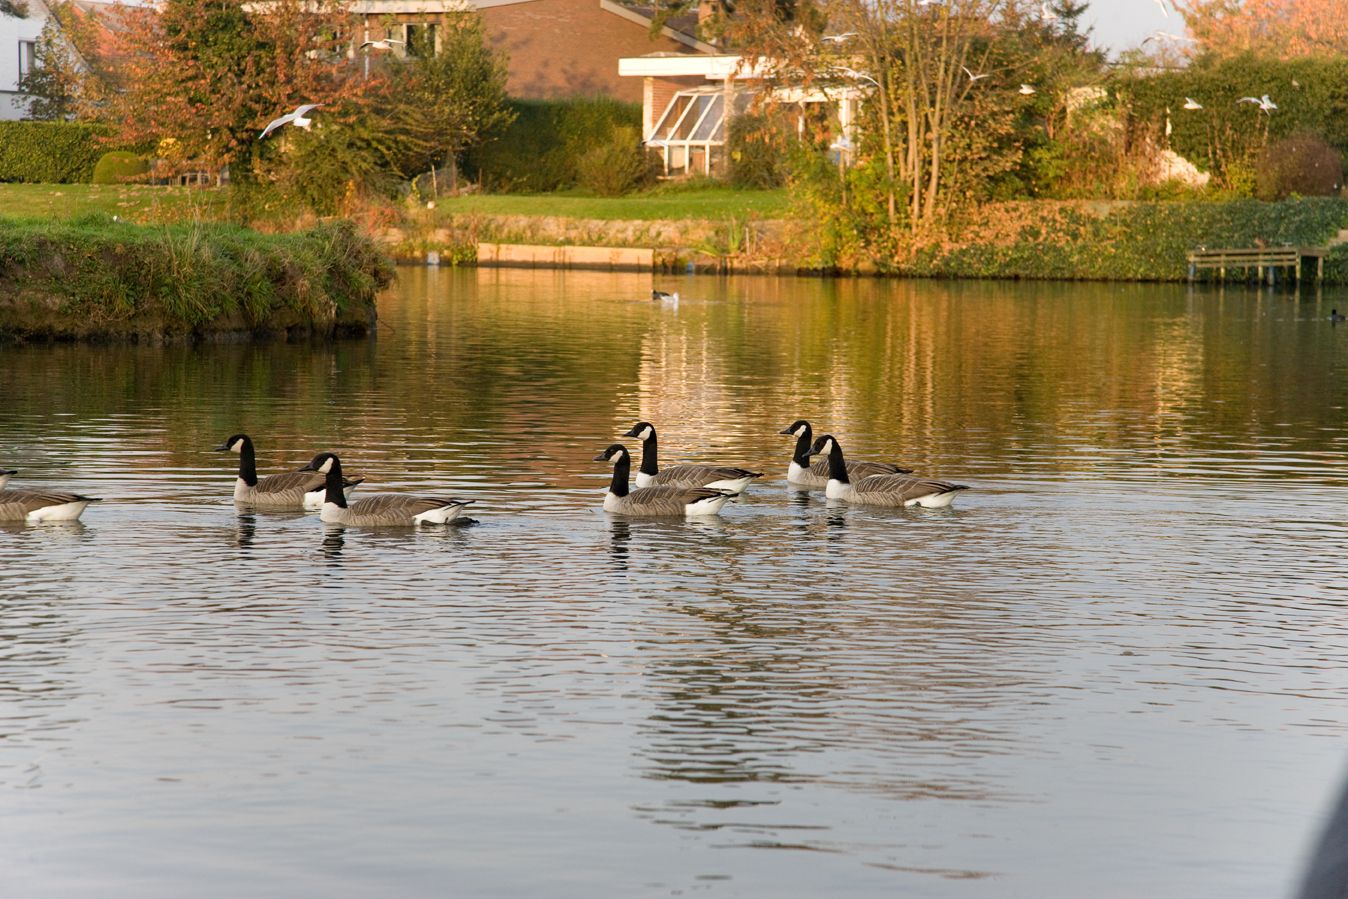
(0, 420, 969, 526)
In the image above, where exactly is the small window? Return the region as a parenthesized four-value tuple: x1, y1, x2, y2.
(18, 41, 37, 80)
(404, 23, 437, 57)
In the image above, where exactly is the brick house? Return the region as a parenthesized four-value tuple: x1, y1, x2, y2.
(349, 0, 716, 103)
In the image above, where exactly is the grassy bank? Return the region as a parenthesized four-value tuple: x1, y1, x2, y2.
(0, 216, 394, 341)
(897, 199, 1348, 283)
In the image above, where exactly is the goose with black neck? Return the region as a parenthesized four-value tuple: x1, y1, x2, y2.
(593, 444, 735, 516)
(622, 421, 761, 494)
(809, 434, 968, 508)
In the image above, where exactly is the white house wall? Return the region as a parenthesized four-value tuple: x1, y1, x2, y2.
(0, 1, 49, 120)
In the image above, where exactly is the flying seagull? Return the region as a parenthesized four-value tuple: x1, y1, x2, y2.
(260, 103, 322, 139)
(962, 65, 989, 82)
(359, 38, 405, 50)
(1237, 94, 1277, 113)
(1152, 0, 1169, 17)
(1019, 83, 1036, 95)
(821, 32, 857, 43)
(1182, 97, 1202, 110)
(1040, 1, 1058, 20)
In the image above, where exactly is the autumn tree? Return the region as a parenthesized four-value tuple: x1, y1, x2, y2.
(384, 12, 513, 191)
(1174, 0, 1348, 59)
(108, 0, 372, 177)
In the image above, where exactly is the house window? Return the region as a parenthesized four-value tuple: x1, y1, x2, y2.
(18, 41, 37, 81)
(404, 23, 437, 57)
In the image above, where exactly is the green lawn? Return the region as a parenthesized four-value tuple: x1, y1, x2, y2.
(432, 187, 789, 221)
(0, 182, 788, 225)
(0, 183, 228, 223)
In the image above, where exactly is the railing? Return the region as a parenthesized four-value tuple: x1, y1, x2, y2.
(1186, 246, 1328, 283)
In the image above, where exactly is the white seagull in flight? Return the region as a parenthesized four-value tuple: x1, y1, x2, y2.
(359, 38, 405, 51)
(1182, 97, 1202, 110)
(260, 103, 322, 139)
(821, 32, 857, 43)
(962, 65, 989, 82)
(1237, 94, 1277, 113)
(1019, 83, 1036, 95)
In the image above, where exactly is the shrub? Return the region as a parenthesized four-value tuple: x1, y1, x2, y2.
(91, 151, 150, 185)
(467, 97, 642, 192)
(727, 113, 788, 189)
(574, 126, 658, 196)
(0, 121, 112, 183)
(1256, 133, 1344, 200)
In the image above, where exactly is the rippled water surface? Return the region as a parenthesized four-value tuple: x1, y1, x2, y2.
(5, 270, 1348, 897)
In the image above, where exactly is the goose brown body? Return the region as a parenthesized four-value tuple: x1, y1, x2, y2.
(0, 488, 98, 522)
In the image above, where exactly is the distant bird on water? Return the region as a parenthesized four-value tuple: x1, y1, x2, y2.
(1331, 309, 1346, 323)
(260, 103, 322, 139)
(359, 38, 404, 51)
(1183, 97, 1203, 110)
(652, 290, 679, 305)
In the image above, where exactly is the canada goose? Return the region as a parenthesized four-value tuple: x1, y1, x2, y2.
(622, 421, 762, 494)
(298, 452, 473, 526)
(0, 486, 99, 522)
(779, 420, 912, 487)
(0, 469, 14, 489)
(216, 433, 362, 510)
(593, 444, 734, 517)
(809, 434, 968, 508)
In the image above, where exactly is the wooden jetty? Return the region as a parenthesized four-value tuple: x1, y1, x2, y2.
(1186, 246, 1328, 284)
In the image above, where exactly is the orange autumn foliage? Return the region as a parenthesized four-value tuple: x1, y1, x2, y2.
(1175, 0, 1348, 58)
(106, 0, 377, 174)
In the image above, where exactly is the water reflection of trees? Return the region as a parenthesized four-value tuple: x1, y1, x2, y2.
(9, 271, 1348, 490)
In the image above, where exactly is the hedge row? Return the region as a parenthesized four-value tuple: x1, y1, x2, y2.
(466, 97, 642, 192)
(0, 121, 116, 184)
(895, 198, 1348, 282)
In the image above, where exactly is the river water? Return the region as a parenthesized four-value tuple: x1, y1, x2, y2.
(3, 268, 1348, 897)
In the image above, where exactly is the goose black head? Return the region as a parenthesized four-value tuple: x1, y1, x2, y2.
(623, 421, 656, 442)
(593, 444, 629, 464)
(215, 433, 251, 453)
(299, 452, 340, 474)
(780, 419, 811, 437)
(808, 434, 837, 457)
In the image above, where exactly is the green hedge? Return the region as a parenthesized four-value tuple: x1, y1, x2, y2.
(466, 97, 642, 192)
(0, 121, 115, 184)
(895, 198, 1348, 282)
(1115, 54, 1348, 181)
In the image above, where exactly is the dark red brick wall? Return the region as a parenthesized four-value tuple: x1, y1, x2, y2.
(479, 0, 700, 102)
